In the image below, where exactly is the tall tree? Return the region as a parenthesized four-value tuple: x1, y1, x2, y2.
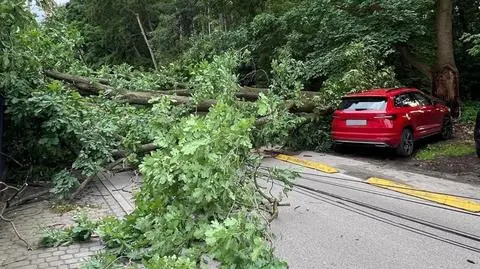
(433, 0, 460, 118)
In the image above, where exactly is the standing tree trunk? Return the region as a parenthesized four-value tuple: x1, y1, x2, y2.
(433, 0, 460, 118)
(135, 13, 158, 71)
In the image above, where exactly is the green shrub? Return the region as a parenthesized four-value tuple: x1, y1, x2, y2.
(460, 101, 480, 123)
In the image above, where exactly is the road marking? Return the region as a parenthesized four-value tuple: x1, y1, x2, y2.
(275, 154, 339, 174)
(367, 177, 480, 213)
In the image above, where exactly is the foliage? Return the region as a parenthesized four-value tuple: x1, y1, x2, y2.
(254, 93, 305, 148)
(8, 1, 480, 267)
(63, 0, 264, 66)
(461, 33, 480, 57)
(0, 1, 138, 186)
(80, 255, 128, 269)
(39, 227, 72, 247)
(416, 141, 476, 161)
(189, 51, 241, 102)
(39, 212, 100, 247)
(58, 0, 480, 101)
(70, 63, 187, 93)
(269, 50, 305, 100)
(145, 255, 196, 269)
(179, 29, 249, 66)
(71, 213, 99, 241)
(91, 100, 293, 267)
(314, 42, 400, 111)
(460, 101, 480, 123)
(285, 116, 333, 152)
(0, 4, 162, 186)
(205, 214, 287, 268)
(0, 0, 34, 42)
(51, 170, 79, 200)
(61, 0, 162, 67)
(8, 82, 123, 179)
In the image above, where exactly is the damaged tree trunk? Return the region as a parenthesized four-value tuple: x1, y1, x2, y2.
(433, 0, 460, 118)
(398, 0, 460, 119)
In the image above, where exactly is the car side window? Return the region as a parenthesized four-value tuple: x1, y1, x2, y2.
(394, 94, 419, 107)
(412, 93, 432, 106)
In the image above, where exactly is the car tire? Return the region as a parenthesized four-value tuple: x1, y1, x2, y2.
(440, 116, 453, 140)
(396, 128, 414, 157)
(332, 143, 347, 154)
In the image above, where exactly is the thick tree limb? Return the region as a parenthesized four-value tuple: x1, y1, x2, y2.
(45, 70, 110, 93)
(45, 70, 321, 113)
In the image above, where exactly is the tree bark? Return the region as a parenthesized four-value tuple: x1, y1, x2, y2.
(135, 13, 158, 71)
(433, 0, 460, 118)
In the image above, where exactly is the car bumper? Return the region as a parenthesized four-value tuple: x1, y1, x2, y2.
(332, 131, 400, 148)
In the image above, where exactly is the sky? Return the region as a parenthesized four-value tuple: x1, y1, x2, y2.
(55, 0, 70, 5)
(31, 0, 70, 22)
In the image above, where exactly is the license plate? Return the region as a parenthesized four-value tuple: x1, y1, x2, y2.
(346, 120, 367, 126)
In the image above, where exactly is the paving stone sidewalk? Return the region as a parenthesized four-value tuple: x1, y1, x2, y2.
(0, 171, 139, 269)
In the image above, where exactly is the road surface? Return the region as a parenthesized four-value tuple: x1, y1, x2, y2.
(265, 152, 480, 269)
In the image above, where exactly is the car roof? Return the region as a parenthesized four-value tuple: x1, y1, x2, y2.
(344, 87, 419, 98)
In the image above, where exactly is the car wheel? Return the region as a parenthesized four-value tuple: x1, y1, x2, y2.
(440, 116, 453, 140)
(332, 143, 347, 154)
(396, 129, 414, 157)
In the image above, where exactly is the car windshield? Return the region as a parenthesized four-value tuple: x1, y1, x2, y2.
(340, 97, 387, 111)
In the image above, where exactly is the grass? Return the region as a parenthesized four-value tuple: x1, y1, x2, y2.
(415, 141, 476, 161)
(460, 101, 480, 123)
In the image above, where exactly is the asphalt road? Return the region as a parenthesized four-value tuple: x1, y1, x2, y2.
(264, 153, 480, 269)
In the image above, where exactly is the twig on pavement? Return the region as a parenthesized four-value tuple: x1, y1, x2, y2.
(0, 182, 32, 250)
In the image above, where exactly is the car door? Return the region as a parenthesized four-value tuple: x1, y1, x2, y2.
(429, 96, 447, 133)
(412, 92, 440, 135)
(394, 93, 427, 138)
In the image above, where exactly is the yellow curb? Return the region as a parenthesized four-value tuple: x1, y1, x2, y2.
(275, 154, 339, 174)
(367, 177, 480, 213)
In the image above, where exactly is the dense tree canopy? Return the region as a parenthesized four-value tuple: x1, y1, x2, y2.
(59, 0, 480, 103)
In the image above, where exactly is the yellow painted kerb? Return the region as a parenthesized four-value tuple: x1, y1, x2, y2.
(367, 177, 480, 213)
(275, 154, 338, 174)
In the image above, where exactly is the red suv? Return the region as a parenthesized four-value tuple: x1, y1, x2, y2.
(331, 88, 452, 156)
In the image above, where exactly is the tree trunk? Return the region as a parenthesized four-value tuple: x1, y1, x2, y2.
(44, 71, 322, 113)
(135, 13, 158, 71)
(433, 0, 460, 118)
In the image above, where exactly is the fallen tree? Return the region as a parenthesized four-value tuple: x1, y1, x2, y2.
(44, 70, 321, 112)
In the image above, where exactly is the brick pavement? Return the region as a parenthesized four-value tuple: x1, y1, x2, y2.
(0, 172, 137, 269)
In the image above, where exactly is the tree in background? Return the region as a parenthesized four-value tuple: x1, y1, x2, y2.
(58, 0, 480, 112)
(433, 0, 459, 118)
